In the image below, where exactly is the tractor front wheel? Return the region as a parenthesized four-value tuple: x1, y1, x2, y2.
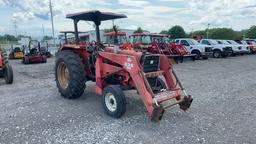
(4, 64, 13, 84)
(55, 51, 86, 99)
(153, 78, 167, 93)
(102, 85, 126, 118)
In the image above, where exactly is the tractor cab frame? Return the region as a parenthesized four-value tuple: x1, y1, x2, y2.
(22, 40, 47, 64)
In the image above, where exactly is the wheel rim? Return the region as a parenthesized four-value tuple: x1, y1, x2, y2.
(214, 52, 219, 58)
(57, 62, 69, 89)
(105, 93, 117, 112)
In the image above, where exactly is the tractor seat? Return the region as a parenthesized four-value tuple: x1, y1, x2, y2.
(30, 48, 38, 55)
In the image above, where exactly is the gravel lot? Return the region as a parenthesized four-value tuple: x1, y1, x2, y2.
(0, 55, 256, 144)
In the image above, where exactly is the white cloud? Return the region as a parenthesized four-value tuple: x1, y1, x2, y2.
(118, 0, 150, 7)
(187, 0, 256, 28)
(1, 0, 256, 36)
(0, 26, 5, 32)
(0, 0, 4, 6)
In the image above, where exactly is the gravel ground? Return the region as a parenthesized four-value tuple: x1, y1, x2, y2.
(0, 55, 256, 144)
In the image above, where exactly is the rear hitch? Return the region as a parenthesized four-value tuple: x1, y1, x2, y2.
(151, 104, 165, 122)
(179, 95, 193, 111)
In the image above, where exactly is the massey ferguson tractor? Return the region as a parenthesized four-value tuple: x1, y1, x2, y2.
(55, 10, 193, 122)
(0, 47, 13, 84)
(23, 40, 47, 64)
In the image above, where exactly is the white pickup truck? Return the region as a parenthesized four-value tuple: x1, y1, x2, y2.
(216, 40, 241, 56)
(200, 39, 233, 58)
(175, 38, 213, 59)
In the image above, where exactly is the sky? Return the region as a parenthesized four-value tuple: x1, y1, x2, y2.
(0, 0, 255, 39)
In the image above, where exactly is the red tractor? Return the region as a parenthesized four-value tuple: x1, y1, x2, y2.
(55, 10, 193, 122)
(39, 41, 53, 58)
(0, 47, 13, 84)
(104, 31, 133, 50)
(149, 34, 196, 62)
(23, 40, 47, 64)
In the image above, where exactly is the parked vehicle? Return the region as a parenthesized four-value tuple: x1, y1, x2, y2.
(55, 10, 193, 122)
(40, 41, 53, 58)
(9, 45, 24, 59)
(22, 40, 47, 64)
(244, 40, 256, 54)
(216, 40, 241, 56)
(149, 34, 196, 62)
(0, 47, 13, 84)
(200, 39, 233, 58)
(175, 38, 213, 59)
(234, 40, 250, 54)
(226, 40, 247, 55)
(104, 31, 132, 50)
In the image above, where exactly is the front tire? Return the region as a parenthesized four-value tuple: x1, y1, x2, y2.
(102, 85, 126, 118)
(213, 50, 221, 58)
(55, 51, 86, 99)
(192, 51, 201, 60)
(4, 64, 13, 84)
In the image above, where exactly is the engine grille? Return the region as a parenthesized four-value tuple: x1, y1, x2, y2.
(141, 55, 160, 73)
(140, 55, 160, 88)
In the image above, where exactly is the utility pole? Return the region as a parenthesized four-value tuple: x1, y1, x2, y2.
(49, 0, 55, 45)
(207, 23, 210, 39)
(42, 24, 45, 38)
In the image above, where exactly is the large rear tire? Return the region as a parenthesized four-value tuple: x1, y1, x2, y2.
(102, 85, 126, 118)
(42, 56, 47, 63)
(23, 56, 29, 64)
(4, 64, 13, 84)
(55, 51, 86, 99)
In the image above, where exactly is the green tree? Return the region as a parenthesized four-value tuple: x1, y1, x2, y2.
(209, 28, 242, 40)
(133, 27, 143, 34)
(159, 30, 168, 35)
(43, 36, 53, 41)
(168, 25, 185, 39)
(246, 25, 256, 39)
(104, 25, 119, 33)
(188, 30, 206, 38)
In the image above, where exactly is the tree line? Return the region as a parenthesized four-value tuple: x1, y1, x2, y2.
(131, 25, 256, 40)
(160, 25, 256, 40)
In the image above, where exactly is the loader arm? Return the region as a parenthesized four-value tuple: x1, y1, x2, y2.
(95, 51, 191, 121)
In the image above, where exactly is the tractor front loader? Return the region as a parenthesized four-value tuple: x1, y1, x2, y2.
(0, 48, 13, 84)
(55, 10, 193, 122)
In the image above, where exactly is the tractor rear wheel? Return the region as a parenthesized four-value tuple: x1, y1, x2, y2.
(4, 64, 13, 84)
(42, 56, 47, 63)
(55, 51, 86, 99)
(102, 85, 126, 118)
(23, 56, 29, 64)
